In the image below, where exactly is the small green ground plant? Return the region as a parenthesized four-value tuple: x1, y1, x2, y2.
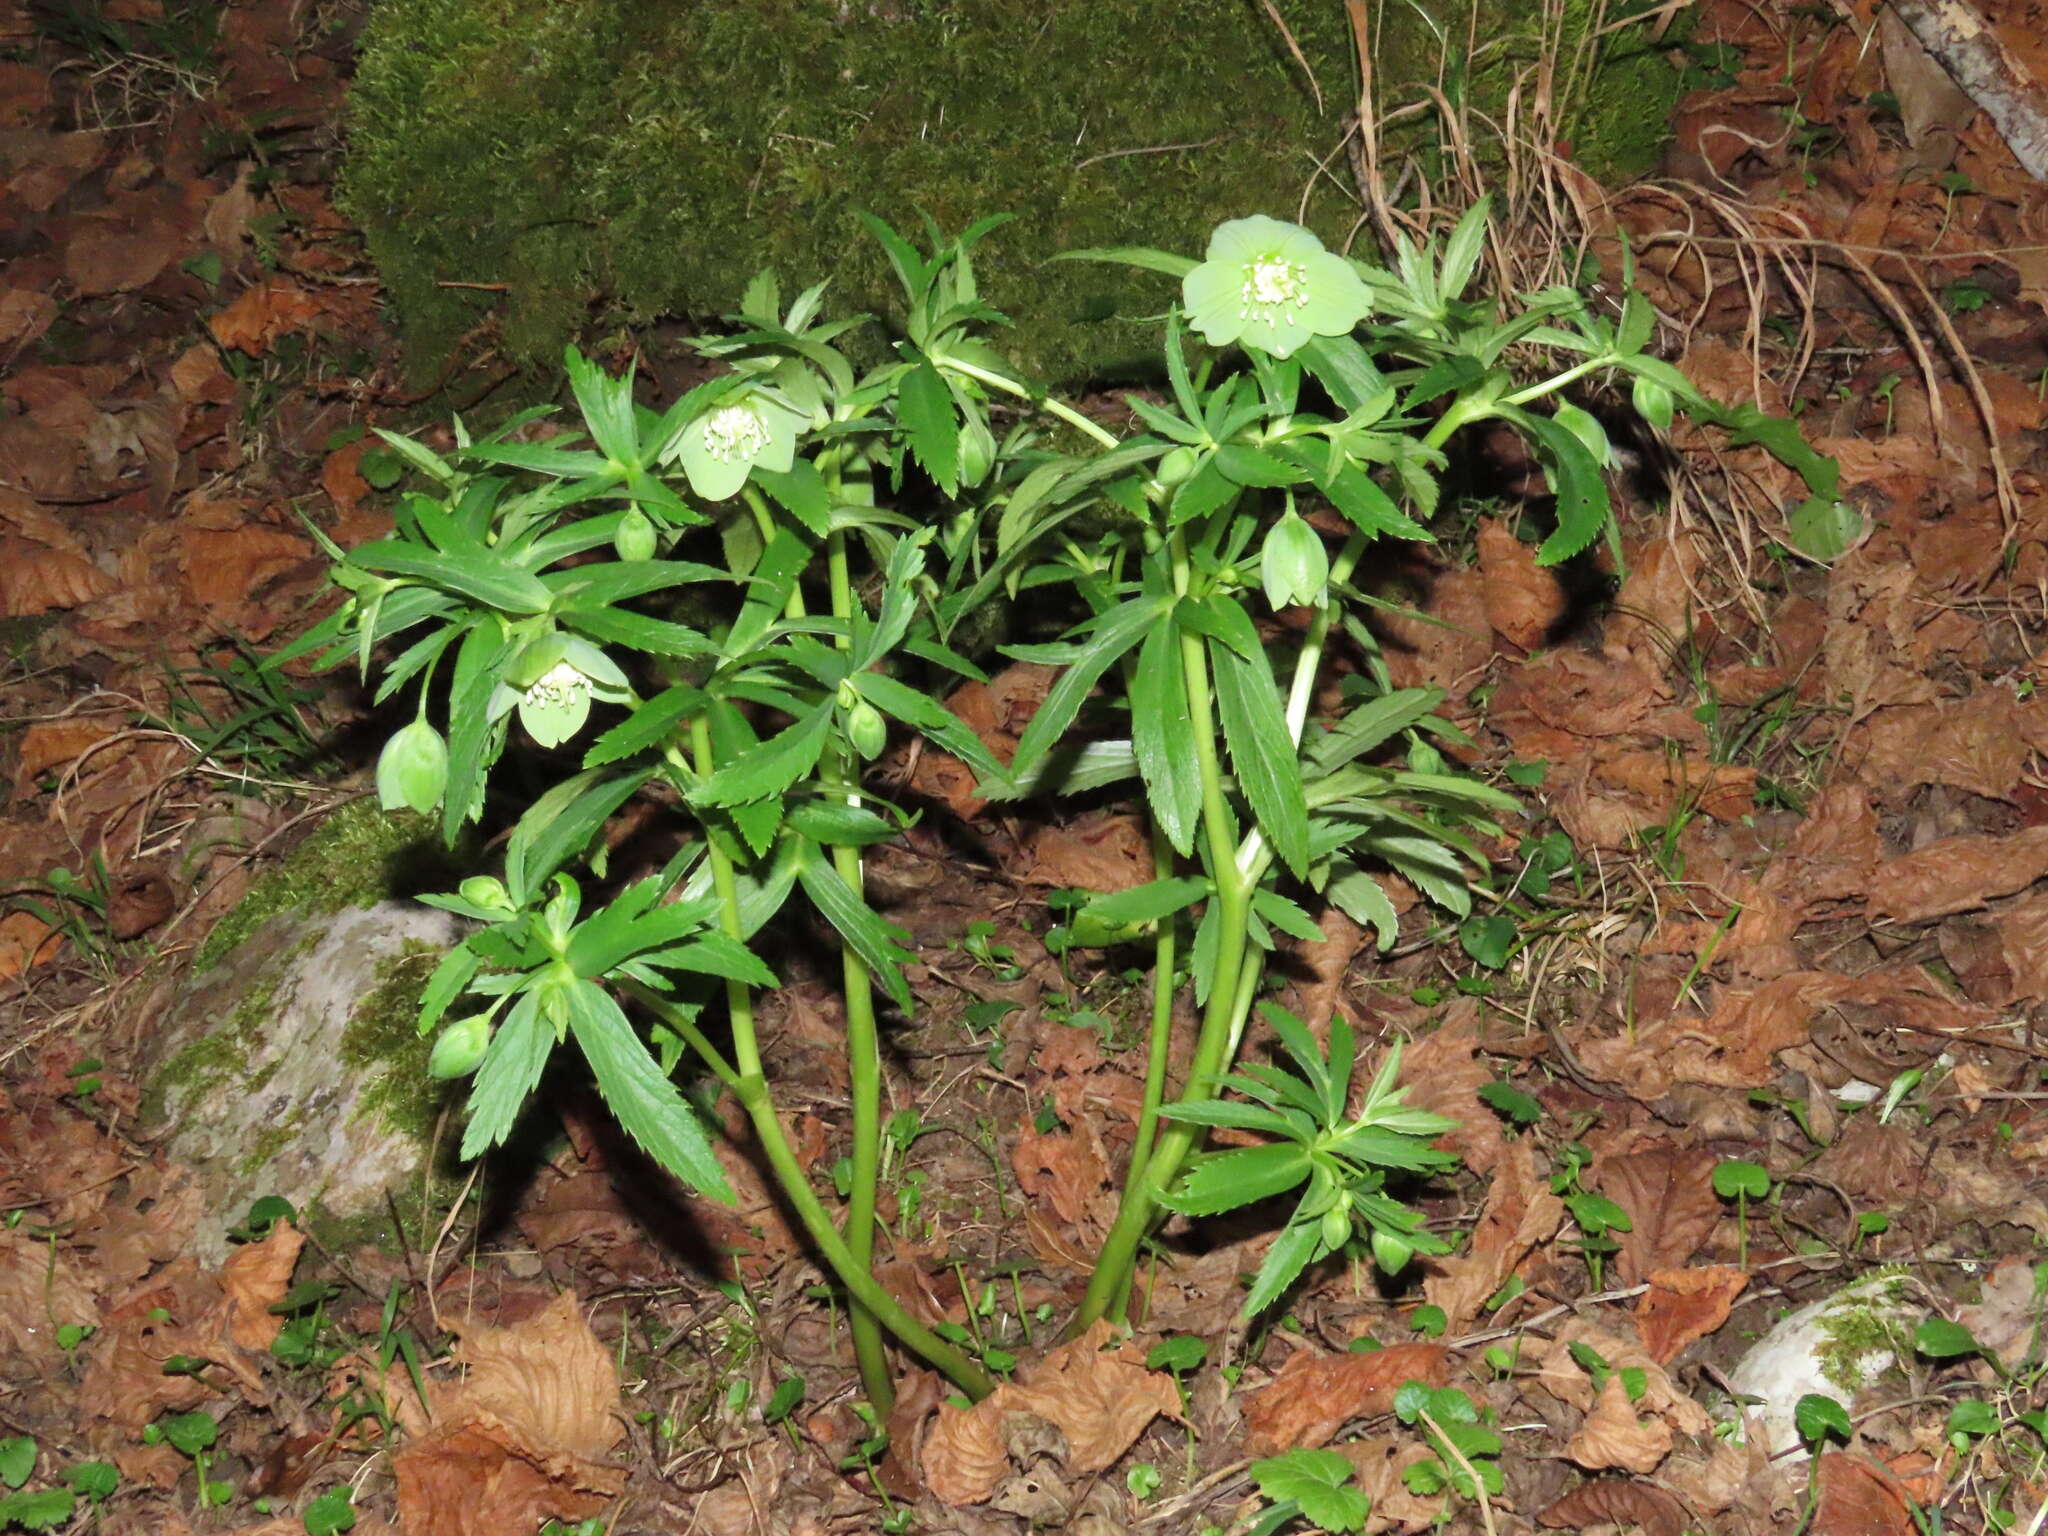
(278, 202, 1824, 1412)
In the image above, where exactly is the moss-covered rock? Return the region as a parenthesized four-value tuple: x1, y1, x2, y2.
(142, 900, 469, 1265)
(343, 0, 1681, 393)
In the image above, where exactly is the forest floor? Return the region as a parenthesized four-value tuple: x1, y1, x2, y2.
(7, 1, 2048, 1534)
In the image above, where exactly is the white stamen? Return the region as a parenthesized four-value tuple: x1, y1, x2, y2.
(701, 404, 770, 462)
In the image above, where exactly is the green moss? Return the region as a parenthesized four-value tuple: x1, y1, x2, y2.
(343, 942, 450, 1145)
(1812, 1269, 1915, 1394)
(195, 800, 463, 972)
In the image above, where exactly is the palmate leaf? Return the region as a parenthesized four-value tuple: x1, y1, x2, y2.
(1130, 621, 1200, 854)
(794, 846, 915, 1011)
(350, 540, 554, 615)
(565, 979, 734, 1202)
(1158, 1143, 1311, 1217)
(1009, 596, 1167, 778)
(1250, 1449, 1369, 1535)
(1209, 638, 1310, 877)
(460, 990, 553, 1160)
(1242, 1215, 1331, 1321)
(505, 767, 651, 904)
(1154, 1095, 1308, 1138)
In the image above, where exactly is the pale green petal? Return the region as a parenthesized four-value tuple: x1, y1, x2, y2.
(519, 683, 591, 749)
(1183, 260, 1248, 348)
(1206, 214, 1290, 264)
(1295, 249, 1373, 335)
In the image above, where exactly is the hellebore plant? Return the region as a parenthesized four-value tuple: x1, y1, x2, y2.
(278, 201, 1817, 1410)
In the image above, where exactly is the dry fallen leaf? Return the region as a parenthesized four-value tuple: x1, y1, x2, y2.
(1636, 1266, 1748, 1364)
(390, 1415, 622, 1536)
(1422, 1137, 1562, 1328)
(219, 1219, 304, 1352)
(921, 1321, 1180, 1506)
(1811, 1451, 1915, 1536)
(1540, 1476, 1689, 1536)
(1566, 1373, 1673, 1473)
(1594, 1141, 1721, 1282)
(442, 1290, 622, 1461)
(1240, 1342, 1449, 1457)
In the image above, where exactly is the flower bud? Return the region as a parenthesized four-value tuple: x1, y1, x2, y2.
(427, 1015, 492, 1080)
(1320, 1203, 1352, 1252)
(376, 719, 448, 814)
(845, 700, 888, 760)
(1370, 1226, 1415, 1275)
(458, 876, 516, 915)
(1155, 446, 1199, 487)
(957, 416, 996, 488)
(1260, 510, 1328, 610)
(613, 508, 658, 562)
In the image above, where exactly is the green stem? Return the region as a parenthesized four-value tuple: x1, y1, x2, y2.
(822, 523, 894, 1416)
(731, 1068, 994, 1399)
(687, 716, 971, 1400)
(1111, 813, 1180, 1326)
(940, 357, 1121, 450)
(1074, 542, 1254, 1332)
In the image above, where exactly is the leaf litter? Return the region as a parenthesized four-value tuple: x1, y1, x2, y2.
(7, 0, 2048, 1532)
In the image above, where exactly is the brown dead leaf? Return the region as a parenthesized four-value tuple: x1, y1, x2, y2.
(206, 279, 335, 356)
(1636, 1266, 1748, 1364)
(0, 489, 117, 614)
(219, 1219, 303, 1351)
(1530, 1320, 1711, 1437)
(921, 1321, 1180, 1505)
(1010, 1124, 1111, 1232)
(1812, 1452, 1914, 1536)
(1026, 811, 1149, 892)
(1478, 518, 1564, 648)
(1567, 1373, 1674, 1473)
(390, 1415, 622, 1536)
(1540, 1477, 1688, 1536)
(14, 718, 119, 786)
(1422, 1137, 1561, 1328)
(1594, 1141, 1721, 1281)
(1240, 1342, 1449, 1457)
(1997, 890, 2048, 1002)
(1396, 1003, 1503, 1175)
(1957, 1257, 2045, 1370)
(0, 910, 63, 982)
(441, 1290, 622, 1460)
(1853, 693, 2039, 801)
(0, 1229, 97, 1378)
(1872, 825, 2048, 923)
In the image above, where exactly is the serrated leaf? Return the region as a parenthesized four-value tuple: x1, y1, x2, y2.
(1210, 638, 1310, 877)
(795, 848, 915, 1011)
(1160, 1143, 1311, 1216)
(898, 356, 960, 493)
(1079, 875, 1211, 926)
(460, 991, 553, 1159)
(1009, 598, 1164, 777)
(693, 703, 833, 807)
(1130, 620, 1200, 854)
(567, 980, 734, 1201)
(1250, 1448, 1369, 1534)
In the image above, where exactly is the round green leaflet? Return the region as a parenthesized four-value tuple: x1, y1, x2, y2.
(1182, 215, 1372, 359)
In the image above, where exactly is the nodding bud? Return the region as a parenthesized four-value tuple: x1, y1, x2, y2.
(376, 719, 448, 815)
(613, 508, 658, 562)
(1259, 510, 1328, 611)
(957, 417, 996, 488)
(845, 700, 887, 760)
(1320, 1203, 1352, 1251)
(1154, 446, 1199, 487)
(458, 876, 516, 915)
(428, 1015, 492, 1079)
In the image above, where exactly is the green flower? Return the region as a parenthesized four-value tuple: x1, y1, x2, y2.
(492, 634, 631, 749)
(671, 391, 806, 501)
(1182, 215, 1371, 359)
(376, 718, 447, 814)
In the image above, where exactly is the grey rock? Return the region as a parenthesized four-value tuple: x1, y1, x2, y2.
(139, 901, 465, 1265)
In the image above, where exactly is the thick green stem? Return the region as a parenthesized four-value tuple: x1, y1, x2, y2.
(1111, 814, 1181, 1325)
(732, 1069, 994, 1399)
(823, 524, 894, 1416)
(1073, 552, 1254, 1331)
(685, 716, 969, 1399)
